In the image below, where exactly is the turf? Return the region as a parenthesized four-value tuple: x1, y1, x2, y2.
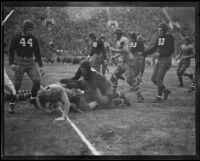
(3, 60, 196, 156)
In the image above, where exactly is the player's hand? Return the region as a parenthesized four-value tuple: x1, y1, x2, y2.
(11, 64, 17, 71)
(40, 67, 45, 76)
(104, 59, 108, 64)
(153, 53, 160, 58)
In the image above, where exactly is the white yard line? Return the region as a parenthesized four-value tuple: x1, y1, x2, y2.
(58, 107, 101, 156)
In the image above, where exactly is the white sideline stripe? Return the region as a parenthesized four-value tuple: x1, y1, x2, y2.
(2, 10, 14, 26)
(58, 107, 101, 156)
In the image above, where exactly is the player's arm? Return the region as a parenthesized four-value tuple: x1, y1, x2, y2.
(142, 38, 158, 57)
(111, 41, 129, 56)
(70, 67, 82, 80)
(9, 37, 16, 66)
(101, 41, 107, 60)
(33, 38, 43, 67)
(177, 47, 183, 60)
(89, 43, 94, 58)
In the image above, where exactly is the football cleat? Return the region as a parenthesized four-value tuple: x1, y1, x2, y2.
(8, 103, 15, 114)
(152, 97, 162, 103)
(30, 97, 40, 109)
(163, 89, 171, 101)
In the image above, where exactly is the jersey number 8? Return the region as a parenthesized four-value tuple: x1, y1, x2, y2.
(20, 38, 33, 47)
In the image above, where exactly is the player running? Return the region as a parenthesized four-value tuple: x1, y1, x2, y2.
(142, 23, 174, 103)
(176, 37, 195, 87)
(110, 28, 144, 102)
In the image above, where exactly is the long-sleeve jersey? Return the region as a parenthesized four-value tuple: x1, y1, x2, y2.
(179, 44, 194, 61)
(9, 33, 43, 67)
(116, 36, 134, 61)
(130, 40, 145, 55)
(143, 33, 174, 58)
(89, 39, 106, 60)
(71, 67, 108, 95)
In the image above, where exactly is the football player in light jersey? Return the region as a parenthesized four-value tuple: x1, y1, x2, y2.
(110, 28, 144, 103)
(176, 37, 195, 87)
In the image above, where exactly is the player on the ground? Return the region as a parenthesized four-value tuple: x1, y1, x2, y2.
(110, 28, 144, 102)
(9, 19, 44, 109)
(142, 23, 174, 103)
(63, 59, 130, 107)
(176, 37, 195, 87)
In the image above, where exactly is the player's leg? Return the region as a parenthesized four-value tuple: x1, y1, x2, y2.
(177, 61, 186, 87)
(103, 80, 130, 106)
(155, 59, 171, 102)
(182, 61, 193, 81)
(151, 62, 159, 86)
(27, 63, 41, 109)
(9, 64, 25, 113)
(110, 63, 125, 94)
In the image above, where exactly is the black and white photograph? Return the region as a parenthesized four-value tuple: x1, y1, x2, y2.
(2, 1, 199, 159)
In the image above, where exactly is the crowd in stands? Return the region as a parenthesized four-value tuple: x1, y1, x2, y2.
(4, 7, 194, 60)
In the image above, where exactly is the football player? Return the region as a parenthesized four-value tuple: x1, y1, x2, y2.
(99, 34, 111, 75)
(110, 28, 144, 102)
(88, 32, 106, 73)
(142, 23, 174, 103)
(65, 59, 131, 107)
(129, 32, 145, 84)
(176, 37, 195, 87)
(9, 19, 44, 109)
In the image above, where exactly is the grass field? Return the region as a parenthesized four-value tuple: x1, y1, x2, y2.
(3, 59, 196, 156)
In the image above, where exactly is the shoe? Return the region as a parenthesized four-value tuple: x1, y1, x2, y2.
(30, 98, 40, 109)
(163, 89, 171, 101)
(119, 93, 131, 106)
(8, 103, 15, 114)
(152, 97, 162, 103)
(137, 92, 144, 103)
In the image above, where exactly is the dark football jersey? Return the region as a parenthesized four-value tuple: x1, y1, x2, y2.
(130, 40, 145, 55)
(9, 33, 43, 67)
(90, 39, 106, 59)
(143, 33, 174, 58)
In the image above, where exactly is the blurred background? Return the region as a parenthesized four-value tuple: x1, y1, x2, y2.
(2, 5, 195, 63)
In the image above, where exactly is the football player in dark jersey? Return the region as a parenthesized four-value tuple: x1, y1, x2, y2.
(129, 32, 145, 84)
(99, 34, 111, 75)
(62, 59, 130, 108)
(9, 19, 44, 109)
(88, 32, 106, 73)
(142, 23, 174, 103)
